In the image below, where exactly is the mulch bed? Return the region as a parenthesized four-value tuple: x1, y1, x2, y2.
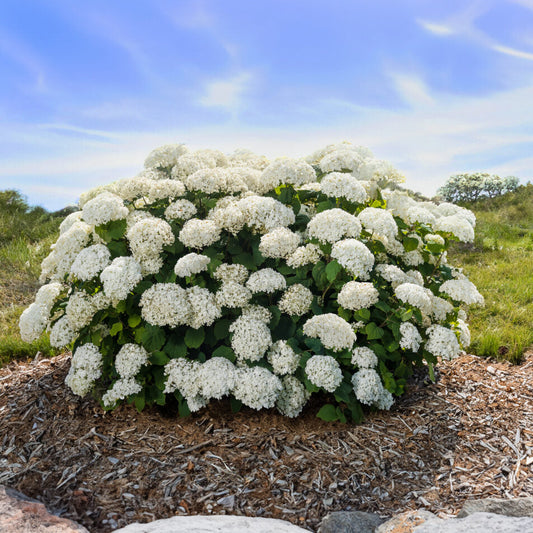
(1, 351, 532, 532)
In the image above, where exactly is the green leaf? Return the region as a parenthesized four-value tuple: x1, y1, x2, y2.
(427, 243, 444, 254)
(109, 321, 123, 337)
(234, 253, 256, 271)
(336, 406, 347, 424)
(312, 261, 328, 289)
(164, 334, 187, 358)
(116, 300, 127, 313)
(134, 393, 146, 412)
(374, 301, 391, 313)
(316, 200, 333, 212)
(365, 322, 385, 340)
(269, 306, 282, 329)
(325, 260, 342, 282)
(107, 240, 128, 258)
(334, 381, 353, 404)
(403, 236, 420, 252)
(355, 308, 371, 321)
(141, 324, 166, 351)
(128, 315, 142, 328)
(338, 307, 352, 322)
(150, 351, 170, 365)
(214, 319, 231, 340)
(230, 397, 242, 413)
(399, 309, 413, 321)
(184, 327, 205, 349)
(316, 404, 339, 422)
(427, 361, 436, 382)
(91, 329, 102, 345)
(95, 219, 127, 243)
(212, 345, 236, 362)
(304, 337, 323, 354)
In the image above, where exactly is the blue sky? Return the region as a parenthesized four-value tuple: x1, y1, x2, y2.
(1, 0, 533, 210)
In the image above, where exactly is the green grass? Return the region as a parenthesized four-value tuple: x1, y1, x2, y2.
(449, 183, 533, 363)
(0, 191, 67, 366)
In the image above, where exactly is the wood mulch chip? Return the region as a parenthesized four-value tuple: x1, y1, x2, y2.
(0, 351, 532, 532)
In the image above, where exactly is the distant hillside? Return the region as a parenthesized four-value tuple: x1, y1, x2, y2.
(449, 183, 533, 362)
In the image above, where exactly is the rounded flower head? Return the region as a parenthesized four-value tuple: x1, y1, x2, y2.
(70, 244, 111, 281)
(305, 355, 343, 392)
(267, 340, 300, 376)
(337, 281, 379, 311)
(307, 209, 362, 244)
(115, 344, 149, 379)
(139, 283, 191, 327)
(230, 316, 272, 362)
(165, 199, 197, 221)
(179, 219, 221, 249)
(174, 253, 210, 278)
(233, 367, 282, 410)
(276, 376, 310, 418)
(246, 268, 286, 294)
(439, 279, 484, 305)
(303, 313, 356, 351)
(100, 257, 143, 302)
(278, 284, 313, 316)
(320, 172, 368, 203)
(261, 158, 316, 190)
(331, 239, 375, 279)
(259, 227, 300, 259)
(351, 368, 385, 406)
(82, 192, 129, 226)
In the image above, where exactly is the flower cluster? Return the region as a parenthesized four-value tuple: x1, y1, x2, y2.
(21, 141, 482, 423)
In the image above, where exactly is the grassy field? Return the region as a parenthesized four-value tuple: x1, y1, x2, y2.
(449, 183, 533, 363)
(0, 191, 67, 366)
(0, 186, 531, 368)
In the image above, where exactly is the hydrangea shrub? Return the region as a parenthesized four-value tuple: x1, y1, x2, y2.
(20, 142, 484, 422)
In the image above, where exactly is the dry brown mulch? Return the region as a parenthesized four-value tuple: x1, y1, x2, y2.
(1, 352, 532, 532)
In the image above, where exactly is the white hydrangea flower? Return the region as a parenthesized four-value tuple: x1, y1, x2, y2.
(375, 264, 423, 288)
(399, 322, 422, 352)
(232, 367, 282, 410)
(174, 253, 210, 277)
(102, 378, 142, 407)
(455, 318, 471, 348)
(213, 263, 249, 284)
(358, 158, 404, 183)
(70, 244, 111, 281)
(267, 340, 300, 375)
(229, 166, 268, 194)
(320, 172, 368, 203)
(395, 283, 432, 315)
(306, 142, 362, 164)
(82, 192, 129, 226)
(179, 218, 221, 249)
(171, 152, 217, 180)
(139, 283, 191, 327)
(126, 209, 156, 231)
(434, 215, 474, 243)
(198, 357, 237, 400)
(375, 388, 394, 410)
(227, 149, 270, 171)
(407, 206, 436, 226)
(115, 344, 149, 378)
(286, 243, 323, 268)
(230, 315, 272, 362)
(331, 239, 375, 279)
(439, 279, 484, 305)
(358, 207, 398, 240)
(163, 358, 202, 398)
(65, 291, 97, 331)
(59, 211, 83, 234)
(246, 268, 286, 294)
(164, 199, 197, 221)
(307, 208, 362, 244)
(34, 282, 63, 313)
(403, 249, 424, 266)
(278, 284, 313, 316)
(425, 325, 461, 360)
(425, 233, 445, 246)
(436, 202, 476, 227)
(127, 218, 175, 274)
(144, 143, 189, 169)
(49, 316, 76, 348)
(351, 347, 378, 368)
(276, 376, 310, 417)
(207, 200, 246, 235)
(113, 177, 152, 202)
(186, 167, 248, 194)
(305, 355, 343, 392)
(19, 303, 48, 342)
(319, 149, 365, 173)
(338, 281, 379, 310)
(215, 281, 252, 308)
(260, 158, 316, 189)
(185, 286, 221, 328)
(147, 179, 186, 201)
(240, 305, 272, 324)
(429, 294, 454, 322)
(303, 313, 356, 351)
(237, 195, 295, 233)
(351, 368, 384, 405)
(65, 343, 103, 397)
(100, 256, 143, 302)
(259, 227, 300, 259)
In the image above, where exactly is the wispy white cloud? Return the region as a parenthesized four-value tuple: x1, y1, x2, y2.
(416, 19, 455, 36)
(390, 73, 434, 108)
(492, 44, 533, 61)
(197, 71, 252, 112)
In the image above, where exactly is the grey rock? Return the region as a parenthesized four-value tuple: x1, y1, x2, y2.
(457, 497, 533, 518)
(319, 510, 386, 533)
(376, 510, 436, 532)
(414, 512, 533, 532)
(114, 515, 309, 532)
(0, 484, 89, 532)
